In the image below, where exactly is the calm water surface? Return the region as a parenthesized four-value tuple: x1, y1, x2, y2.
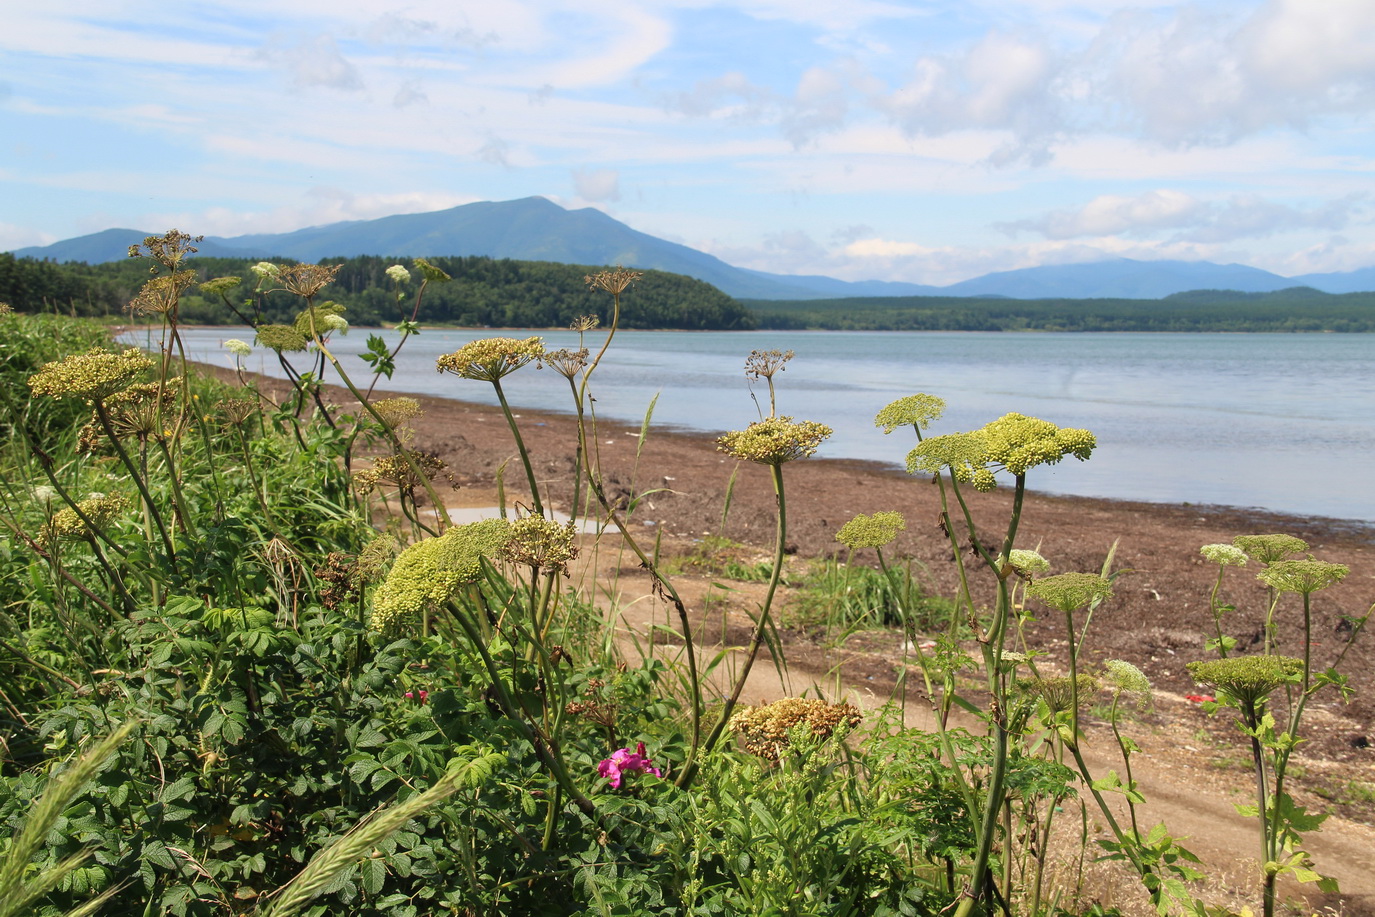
(159, 328, 1375, 523)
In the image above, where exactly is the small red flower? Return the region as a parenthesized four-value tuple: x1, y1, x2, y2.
(1184, 694, 1215, 704)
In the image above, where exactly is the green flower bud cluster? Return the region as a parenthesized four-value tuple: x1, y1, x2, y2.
(503, 516, 579, 571)
(874, 393, 946, 434)
(413, 258, 452, 283)
(436, 337, 545, 382)
(729, 697, 862, 760)
(293, 301, 348, 337)
(1027, 674, 1100, 714)
(1025, 572, 1113, 612)
(199, 276, 241, 298)
(716, 415, 832, 465)
(370, 519, 511, 631)
(43, 493, 129, 544)
(1103, 659, 1152, 699)
(1232, 533, 1307, 564)
(28, 348, 154, 402)
(256, 324, 309, 353)
(835, 511, 906, 549)
(1257, 559, 1349, 595)
(372, 397, 422, 428)
(223, 339, 252, 358)
(907, 413, 1095, 491)
(1200, 543, 1248, 566)
(1186, 655, 1302, 707)
(1001, 549, 1051, 576)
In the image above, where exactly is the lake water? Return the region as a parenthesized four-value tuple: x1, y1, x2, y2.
(152, 327, 1375, 523)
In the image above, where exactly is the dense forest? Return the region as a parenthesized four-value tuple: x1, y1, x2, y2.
(5, 250, 1375, 331)
(746, 287, 1375, 332)
(0, 252, 756, 330)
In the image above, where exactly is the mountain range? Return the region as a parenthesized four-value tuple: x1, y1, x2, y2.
(12, 196, 1375, 300)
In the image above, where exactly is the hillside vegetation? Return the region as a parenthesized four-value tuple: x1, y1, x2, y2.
(746, 287, 1375, 332)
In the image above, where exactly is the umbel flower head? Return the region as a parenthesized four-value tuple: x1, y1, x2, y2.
(293, 302, 348, 338)
(353, 452, 449, 496)
(278, 263, 341, 300)
(1257, 559, 1349, 595)
(77, 378, 180, 450)
(1233, 533, 1307, 565)
(541, 347, 589, 379)
(717, 415, 832, 465)
(1186, 655, 1302, 707)
(437, 336, 544, 382)
(875, 393, 946, 434)
(585, 267, 643, 296)
(503, 516, 579, 572)
(128, 229, 201, 270)
(223, 339, 252, 358)
(255, 324, 308, 353)
(42, 494, 129, 545)
(385, 264, 411, 285)
(28, 348, 153, 402)
(745, 348, 794, 381)
(1000, 549, 1051, 577)
(127, 271, 196, 316)
(730, 697, 863, 760)
(370, 519, 511, 631)
(835, 511, 906, 549)
(1026, 674, 1100, 714)
(1025, 572, 1113, 613)
(1200, 543, 1248, 566)
(413, 257, 452, 283)
(1103, 659, 1152, 703)
(199, 276, 241, 299)
(907, 413, 1095, 491)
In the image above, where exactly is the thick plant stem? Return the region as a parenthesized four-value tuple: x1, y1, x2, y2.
(691, 462, 788, 785)
(94, 402, 177, 569)
(491, 377, 543, 517)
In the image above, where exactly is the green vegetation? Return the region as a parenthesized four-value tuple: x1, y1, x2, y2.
(0, 251, 755, 330)
(0, 231, 1370, 917)
(747, 287, 1375, 332)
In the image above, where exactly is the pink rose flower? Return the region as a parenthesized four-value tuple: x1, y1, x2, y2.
(597, 742, 663, 789)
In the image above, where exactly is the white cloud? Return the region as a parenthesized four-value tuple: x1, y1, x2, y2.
(572, 168, 621, 202)
(255, 33, 365, 91)
(148, 189, 481, 238)
(0, 223, 57, 251)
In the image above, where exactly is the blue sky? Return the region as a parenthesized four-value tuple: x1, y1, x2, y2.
(2, 0, 1374, 284)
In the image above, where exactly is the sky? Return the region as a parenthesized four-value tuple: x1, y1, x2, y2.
(2, 0, 1375, 286)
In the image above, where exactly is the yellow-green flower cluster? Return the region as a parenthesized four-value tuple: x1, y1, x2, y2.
(223, 339, 252, 358)
(1257, 559, 1348, 595)
(1200, 543, 1248, 566)
(729, 697, 862, 760)
(1003, 549, 1051, 576)
(1233, 533, 1306, 564)
(436, 337, 544, 382)
(77, 378, 180, 450)
(199, 276, 241, 298)
(370, 519, 511, 631)
(835, 511, 906, 549)
(385, 264, 411, 285)
(874, 393, 946, 434)
(1025, 572, 1113, 612)
(1103, 659, 1152, 700)
(28, 348, 153, 402)
(1186, 655, 1302, 706)
(373, 397, 422, 428)
(413, 258, 451, 283)
(716, 416, 832, 465)
(1027, 675, 1099, 714)
(907, 413, 1095, 491)
(43, 494, 128, 544)
(256, 324, 308, 353)
(503, 516, 579, 571)
(293, 302, 348, 338)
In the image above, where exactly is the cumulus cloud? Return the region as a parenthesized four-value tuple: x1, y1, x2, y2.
(255, 33, 364, 92)
(665, 64, 864, 147)
(572, 168, 621, 203)
(149, 189, 481, 239)
(999, 190, 1367, 243)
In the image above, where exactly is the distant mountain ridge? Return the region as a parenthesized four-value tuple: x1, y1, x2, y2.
(12, 197, 1375, 300)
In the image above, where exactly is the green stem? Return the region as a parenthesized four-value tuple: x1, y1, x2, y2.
(490, 377, 543, 517)
(94, 402, 177, 569)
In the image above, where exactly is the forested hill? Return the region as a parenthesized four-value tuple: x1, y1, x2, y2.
(0, 252, 756, 331)
(746, 287, 1375, 332)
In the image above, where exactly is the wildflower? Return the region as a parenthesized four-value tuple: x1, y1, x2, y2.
(1103, 659, 1152, 704)
(717, 416, 831, 465)
(1233, 533, 1307, 565)
(1186, 655, 1302, 707)
(278, 263, 341, 300)
(1001, 549, 1050, 576)
(385, 264, 411, 285)
(1257, 559, 1349, 595)
(570, 314, 600, 332)
(729, 697, 862, 760)
(1027, 675, 1099, 714)
(353, 452, 449, 496)
(1200, 543, 1248, 566)
(745, 349, 794, 381)
(42, 494, 128, 544)
(293, 302, 348, 338)
(28, 348, 153, 402)
(373, 397, 422, 428)
(1025, 572, 1113, 613)
(255, 324, 308, 353)
(223, 339, 252, 358)
(835, 511, 906, 549)
(541, 347, 589, 379)
(503, 516, 579, 572)
(199, 276, 241, 298)
(436, 337, 544, 382)
(77, 378, 180, 448)
(585, 267, 642, 296)
(128, 229, 200, 270)
(370, 519, 511, 631)
(413, 257, 451, 283)
(875, 393, 946, 434)
(404, 689, 429, 704)
(907, 413, 1095, 491)
(597, 742, 662, 789)
(127, 271, 196, 316)
(220, 398, 257, 425)
(249, 261, 281, 285)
